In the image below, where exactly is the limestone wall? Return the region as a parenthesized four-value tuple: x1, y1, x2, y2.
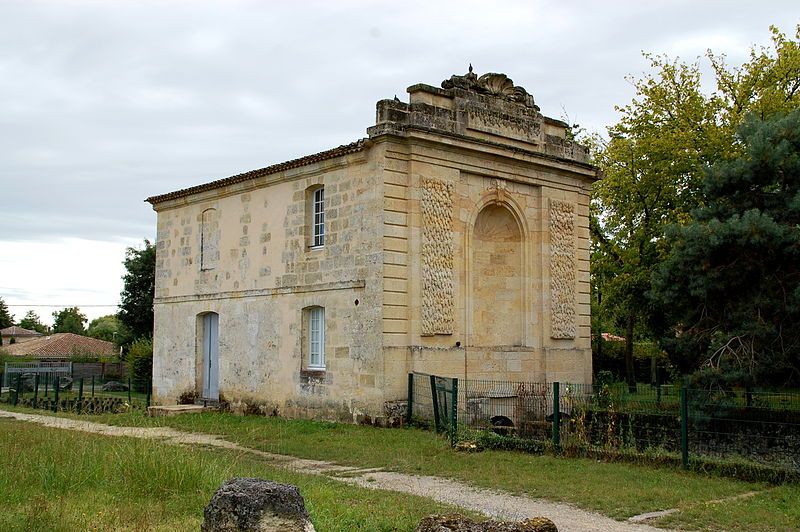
(152, 150, 388, 417)
(374, 134, 593, 390)
(150, 69, 597, 420)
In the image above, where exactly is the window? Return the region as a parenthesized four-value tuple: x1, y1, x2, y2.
(307, 306, 325, 369)
(312, 187, 325, 247)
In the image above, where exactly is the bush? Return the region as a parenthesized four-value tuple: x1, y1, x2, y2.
(127, 338, 153, 393)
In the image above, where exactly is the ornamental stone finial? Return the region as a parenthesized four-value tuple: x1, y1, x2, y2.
(441, 68, 538, 110)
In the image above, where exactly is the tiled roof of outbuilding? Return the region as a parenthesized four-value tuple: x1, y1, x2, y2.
(3, 333, 116, 358)
(146, 139, 367, 205)
(0, 326, 43, 338)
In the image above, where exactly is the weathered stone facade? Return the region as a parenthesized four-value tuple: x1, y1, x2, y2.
(147, 68, 598, 421)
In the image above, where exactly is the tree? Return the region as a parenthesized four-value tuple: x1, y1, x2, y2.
(118, 240, 155, 346)
(590, 55, 726, 387)
(127, 337, 153, 392)
(52, 307, 87, 334)
(0, 297, 13, 329)
(651, 110, 800, 386)
(18, 310, 49, 334)
(87, 314, 121, 343)
(592, 25, 800, 384)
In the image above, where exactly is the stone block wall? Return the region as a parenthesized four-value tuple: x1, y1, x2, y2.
(152, 150, 388, 417)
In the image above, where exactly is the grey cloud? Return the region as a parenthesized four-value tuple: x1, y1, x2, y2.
(1, 0, 797, 248)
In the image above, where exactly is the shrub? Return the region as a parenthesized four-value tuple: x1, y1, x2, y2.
(127, 338, 153, 393)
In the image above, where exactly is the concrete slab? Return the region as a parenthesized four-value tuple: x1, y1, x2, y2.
(147, 404, 207, 417)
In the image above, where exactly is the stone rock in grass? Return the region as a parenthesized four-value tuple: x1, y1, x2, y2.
(415, 513, 557, 532)
(101, 380, 128, 392)
(201, 478, 315, 532)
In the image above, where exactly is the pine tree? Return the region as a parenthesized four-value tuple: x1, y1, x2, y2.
(651, 110, 800, 385)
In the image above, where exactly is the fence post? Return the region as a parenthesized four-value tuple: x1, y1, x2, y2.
(406, 373, 414, 426)
(79, 378, 84, 401)
(14, 373, 21, 406)
(53, 376, 60, 412)
(552, 382, 561, 453)
(91, 375, 95, 397)
(146, 378, 151, 408)
(430, 375, 440, 433)
(450, 378, 458, 447)
(127, 376, 132, 404)
(680, 387, 689, 469)
(33, 374, 39, 409)
(44, 372, 49, 398)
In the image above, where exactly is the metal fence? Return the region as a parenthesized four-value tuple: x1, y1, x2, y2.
(408, 373, 800, 477)
(0, 371, 151, 414)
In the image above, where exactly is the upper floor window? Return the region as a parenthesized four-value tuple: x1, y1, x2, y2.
(312, 187, 325, 248)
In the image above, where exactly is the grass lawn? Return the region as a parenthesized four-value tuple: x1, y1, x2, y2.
(0, 417, 470, 531)
(2, 404, 799, 530)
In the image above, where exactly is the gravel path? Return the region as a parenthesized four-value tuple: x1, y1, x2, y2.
(0, 410, 672, 532)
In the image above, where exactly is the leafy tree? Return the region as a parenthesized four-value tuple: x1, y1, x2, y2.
(18, 310, 49, 334)
(590, 55, 726, 387)
(118, 240, 155, 347)
(86, 314, 121, 343)
(127, 337, 153, 392)
(651, 110, 800, 386)
(52, 307, 87, 334)
(0, 297, 13, 329)
(592, 25, 800, 385)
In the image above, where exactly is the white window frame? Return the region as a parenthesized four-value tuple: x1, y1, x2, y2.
(308, 306, 325, 369)
(312, 187, 325, 248)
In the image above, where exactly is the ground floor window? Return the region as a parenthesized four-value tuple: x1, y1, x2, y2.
(306, 306, 325, 369)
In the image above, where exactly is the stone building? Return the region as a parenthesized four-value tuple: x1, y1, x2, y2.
(147, 68, 598, 420)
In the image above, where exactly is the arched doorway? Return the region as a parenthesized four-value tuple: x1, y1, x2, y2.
(471, 204, 523, 346)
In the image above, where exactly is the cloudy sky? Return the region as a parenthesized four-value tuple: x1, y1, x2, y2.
(1, 0, 797, 326)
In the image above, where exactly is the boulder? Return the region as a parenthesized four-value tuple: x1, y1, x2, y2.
(202, 478, 315, 532)
(101, 380, 128, 392)
(416, 514, 557, 532)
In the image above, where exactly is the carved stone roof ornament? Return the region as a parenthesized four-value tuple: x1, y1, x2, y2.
(441, 66, 539, 110)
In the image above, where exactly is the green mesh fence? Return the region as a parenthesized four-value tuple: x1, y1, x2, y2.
(409, 373, 800, 475)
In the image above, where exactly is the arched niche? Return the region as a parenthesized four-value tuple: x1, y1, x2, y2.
(471, 203, 523, 346)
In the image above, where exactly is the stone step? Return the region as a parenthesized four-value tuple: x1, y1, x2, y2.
(147, 404, 207, 417)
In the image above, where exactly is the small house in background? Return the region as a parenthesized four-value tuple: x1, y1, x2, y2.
(3, 333, 116, 359)
(147, 68, 598, 421)
(0, 326, 43, 345)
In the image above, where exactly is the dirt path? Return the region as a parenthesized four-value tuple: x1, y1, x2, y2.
(0, 410, 672, 532)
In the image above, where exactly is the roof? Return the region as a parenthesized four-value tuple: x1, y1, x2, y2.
(0, 326, 43, 338)
(2, 333, 116, 358)
(146, 140, 367, 205)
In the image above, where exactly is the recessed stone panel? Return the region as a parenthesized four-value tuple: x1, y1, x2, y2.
(421, 177, 454, 335)
(549, 199, 576, 339)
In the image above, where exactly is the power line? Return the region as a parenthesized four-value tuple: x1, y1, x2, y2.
(6, 304, 119, 308)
